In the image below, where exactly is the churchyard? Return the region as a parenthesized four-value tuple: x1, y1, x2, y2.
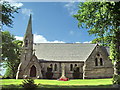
(1, 78, 115, 89)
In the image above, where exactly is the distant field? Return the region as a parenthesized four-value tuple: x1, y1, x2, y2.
(0, 78, 114, 88)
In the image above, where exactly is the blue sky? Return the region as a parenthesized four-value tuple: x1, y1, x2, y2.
(1, 1, 97, 76)
(3, 1, 96, 43)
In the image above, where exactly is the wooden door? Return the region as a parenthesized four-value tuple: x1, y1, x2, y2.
(30, 65, 36, 77)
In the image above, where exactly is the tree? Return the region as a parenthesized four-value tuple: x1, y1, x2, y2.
(2, 31, 23, 78)
(91, 36, 112, 46)
(74, 1, 120, 85)
(0, 1, 19, 28)
(0, 1, 20, 78)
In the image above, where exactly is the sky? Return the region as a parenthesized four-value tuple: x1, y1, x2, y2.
(1, 1, 96, 76)
(3, 1, 96, 44)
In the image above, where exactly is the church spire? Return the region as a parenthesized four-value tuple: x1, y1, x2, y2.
(24, 14, 32, 38)
(23, 14, 33, 49)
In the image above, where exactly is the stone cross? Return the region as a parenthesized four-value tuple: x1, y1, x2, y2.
(62, 63, 65, 76)
(60, 63, 67, 79)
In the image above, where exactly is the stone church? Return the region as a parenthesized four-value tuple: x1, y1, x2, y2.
(16, 15, 113, 79)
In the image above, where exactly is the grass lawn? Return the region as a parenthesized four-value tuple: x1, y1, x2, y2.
(0, 78, 116, 88)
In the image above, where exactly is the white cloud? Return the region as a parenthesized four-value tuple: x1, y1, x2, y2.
(64, 2, 78, 15)
(15, 34, 91, 44)
(21, 8, 33, 16)
(75, 42, 81, 43)
(34, 34, 48, 43)
(49, 40, 65, 43)
(75, 41, 92, 43)
(15, 36, 23, 41)
(34, 34, 65, 43)
(1, 0, 23, 8)
(11, 2, 23, 8)
(83, 41, 92, 43)
(15, 34, 65, 43)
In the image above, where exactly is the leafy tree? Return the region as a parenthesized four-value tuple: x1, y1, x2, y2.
(2, 31, 22, 78)
(74, 1, 120, 85)
(91, 36, 112, 46)
(0, 1, 19, 28)
(0, 1, 20, 78)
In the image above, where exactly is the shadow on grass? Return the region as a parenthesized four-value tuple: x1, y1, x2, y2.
(1, 84, 119, 90)
(2, 84, 21, 90)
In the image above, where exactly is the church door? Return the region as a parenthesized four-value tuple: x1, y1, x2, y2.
(30, 65, 36, 77)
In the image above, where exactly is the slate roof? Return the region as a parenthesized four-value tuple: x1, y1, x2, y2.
(33, 43, 97, 62)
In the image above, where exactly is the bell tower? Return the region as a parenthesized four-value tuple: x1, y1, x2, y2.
(16, 15, 33, 79)
(22, 14, 33, 63)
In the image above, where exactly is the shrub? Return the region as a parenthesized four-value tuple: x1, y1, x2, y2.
(73, 72, 80, 79)
(113, 74, 120, 85)
(46, 72, 53, 79)
(0, 75, 2, 79)
(47, 67, 52, 72)
(73, 67, 80, 72)
(2, 76, 11, 79)
(21, 79, 37, 90)
(73, 67, 80, 79)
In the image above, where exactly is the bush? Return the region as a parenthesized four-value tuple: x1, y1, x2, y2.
(46, 72, 53, 79)
(47, 67, 52, 72)
(73, 67, 80, 72)
(21, 79, 37, 90)
(2, 76, 11, 79)
(113, 74, 120, 85)
(0, 75, 2, 79)
(73, 67, 80, 79)
(73, 72, 80, 79)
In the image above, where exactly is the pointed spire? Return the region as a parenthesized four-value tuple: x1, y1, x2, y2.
(24, 14, 32, 38)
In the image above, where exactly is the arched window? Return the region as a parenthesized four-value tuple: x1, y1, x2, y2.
(50, 64, 53, 70)
(54, 64, 57, 71)
(70, 64, 73, 71)
(30, 65, 36, 77)
(75, 64, 77, 67)
(95, 58, 98, 66)
(97, 53, 100, 56)
(25, 39, 28, 47)
(100, 58, 103, 66)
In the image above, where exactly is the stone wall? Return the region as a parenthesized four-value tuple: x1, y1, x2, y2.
(40, 62, 84, 79)
(22, 55, 43, 79)
(83, 46, 114, 79)
(64, 63, 84, 79)
(40, 62, 61, 78)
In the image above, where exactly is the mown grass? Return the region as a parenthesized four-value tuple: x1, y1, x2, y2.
(0, 78, 116, 88)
